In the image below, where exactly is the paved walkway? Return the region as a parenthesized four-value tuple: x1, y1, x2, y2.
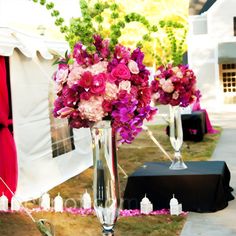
(180, 111, 236, 236)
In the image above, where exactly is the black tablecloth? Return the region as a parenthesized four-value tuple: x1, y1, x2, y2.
(123, 161, 234, 212)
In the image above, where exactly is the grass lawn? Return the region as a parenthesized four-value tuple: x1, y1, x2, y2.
(0, 125, 221, 236)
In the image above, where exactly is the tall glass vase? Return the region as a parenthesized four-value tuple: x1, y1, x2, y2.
(169, 105, 187, 170)
(90, 120, 120, 236)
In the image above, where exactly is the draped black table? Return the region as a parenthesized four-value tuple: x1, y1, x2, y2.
(167, 111, 206, 141)
(181, 111, 206, 141)
(123, 161, 234, 212)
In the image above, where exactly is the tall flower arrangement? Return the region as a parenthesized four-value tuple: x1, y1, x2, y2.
(31, 0, 158, 144)
(151, 64, 200, 107)
(53, 35, 156, 144)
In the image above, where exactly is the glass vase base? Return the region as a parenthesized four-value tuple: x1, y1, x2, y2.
(169, 159, 187, 170)
(102, 229, 114, 236)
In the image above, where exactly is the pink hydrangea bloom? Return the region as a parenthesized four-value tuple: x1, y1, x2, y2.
(79, 96, 105, 122)
(105, 82, 118, 100)
(89, 61, 108, 75)
(68, 65, 84, 87)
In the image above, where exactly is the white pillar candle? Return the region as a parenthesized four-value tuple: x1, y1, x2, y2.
(81, 190, 91, 209)
(11, 196, 21, 211)
(40, 192, 50, 211)
(0, 193, 8, 211)
(54, 193, 63, 212)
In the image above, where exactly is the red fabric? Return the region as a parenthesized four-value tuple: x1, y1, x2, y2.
(0, 56, 18, 200)
(192, 101, 219, 134)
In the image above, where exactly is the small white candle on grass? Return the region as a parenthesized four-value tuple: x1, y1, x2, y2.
(0, 192, 8, 211)
(41, 192, 50, 211)
(54, 193, 63, 212)
(82, 189, 91, 209)
(11, 196, 21, 211)
(140, 194, 153, 214)
(170, 194, 181, 216)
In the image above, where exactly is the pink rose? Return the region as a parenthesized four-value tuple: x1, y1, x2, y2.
(118, 81, 131, 93)
(172, 91, 179, 100)
(176, 71, 183, 78)
(55, 68, 68, 84)
(128, 60, 139, 74)
(90, 73, 106, 94)
(152, 92, 160, 101)
(111, 64, 131, 80)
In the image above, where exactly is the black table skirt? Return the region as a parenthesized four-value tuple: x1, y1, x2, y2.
(123, 161, 234, 212)
(181, 111, 206, 141)
(167, 111, 206, 142)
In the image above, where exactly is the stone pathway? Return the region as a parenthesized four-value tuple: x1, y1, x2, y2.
(180, 111, 236, 236)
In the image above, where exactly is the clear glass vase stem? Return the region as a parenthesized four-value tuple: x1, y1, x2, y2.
(169, 105, 187, 170)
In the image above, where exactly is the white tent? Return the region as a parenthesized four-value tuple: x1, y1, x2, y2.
(0, 27, 93, 201)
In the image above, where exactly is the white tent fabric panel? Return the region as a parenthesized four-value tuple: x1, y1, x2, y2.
(9, 47, 93, 201)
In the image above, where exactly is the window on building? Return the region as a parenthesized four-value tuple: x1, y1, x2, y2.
(49, 85, 75, 158)
(234, 17, 236, 36)
(219, 63, 236, 104)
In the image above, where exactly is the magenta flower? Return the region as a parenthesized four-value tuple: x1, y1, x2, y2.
(79, 71, 93, 88)
(111, 64, 131, 80)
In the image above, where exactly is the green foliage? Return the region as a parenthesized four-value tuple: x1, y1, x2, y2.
(153, 19, 188, 66)
(31, 0, 159, 53)
(31, 0, 188, 63)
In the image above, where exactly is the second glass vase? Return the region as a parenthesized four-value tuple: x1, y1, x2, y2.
(169, 105, 187, 170)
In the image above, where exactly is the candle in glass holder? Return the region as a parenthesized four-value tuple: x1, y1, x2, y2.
(82, 189, 91, 209)
(11, 196, 21, 211)
(41, 192, 50, 211)
(54, 193, 63, 212)
(0, 193, 8, 211)
(170, 194, 180, 215)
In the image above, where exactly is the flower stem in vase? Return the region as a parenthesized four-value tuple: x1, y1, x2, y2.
(96, 160, 106, 206)
(169, 105, 187, 170)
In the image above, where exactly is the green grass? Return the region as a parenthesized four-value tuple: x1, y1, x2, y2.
(0, 125, 221, 236)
